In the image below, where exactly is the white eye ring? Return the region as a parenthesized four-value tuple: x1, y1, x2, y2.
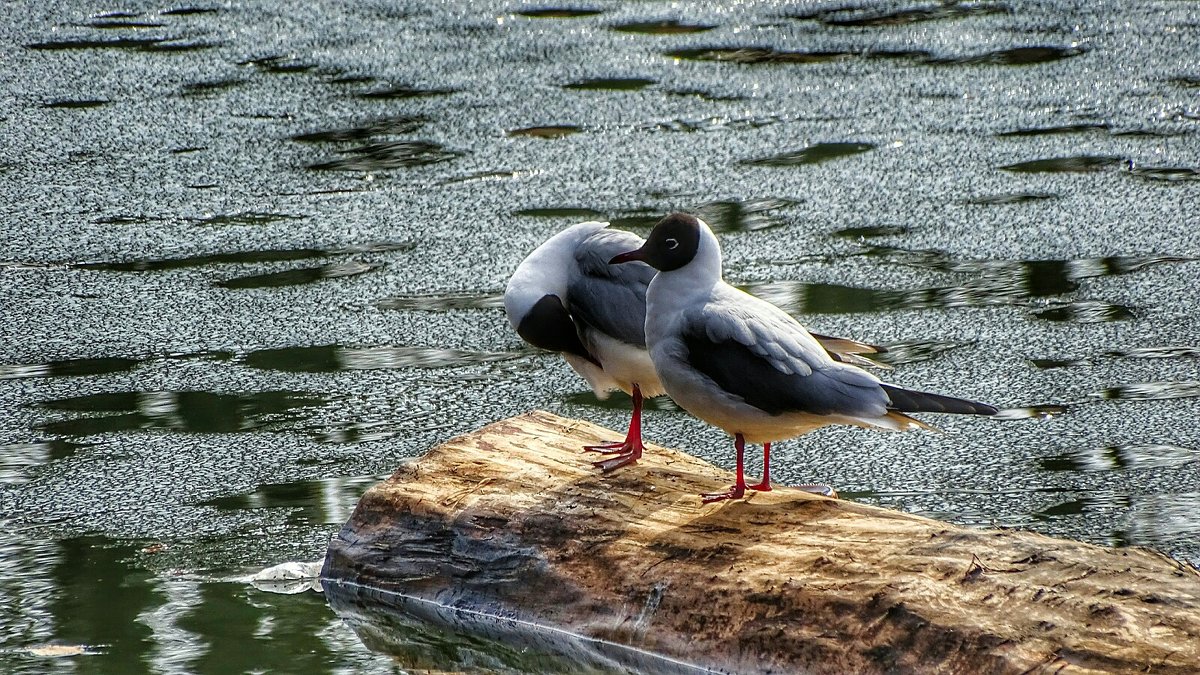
(665, 238, 679, 250)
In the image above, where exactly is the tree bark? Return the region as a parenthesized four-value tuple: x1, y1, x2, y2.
(322, 411, 1200, 674)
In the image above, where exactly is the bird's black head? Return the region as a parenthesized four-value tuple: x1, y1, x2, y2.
(609, 213, 701, 272)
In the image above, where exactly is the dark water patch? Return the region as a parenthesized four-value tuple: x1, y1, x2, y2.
(43, 99, 109, 109)
(440, 169, 526, 185)
(1029, 357, 1086, 369)
(194, 212, 305, 227)
(666, 47, 927, 64)
(1130, 165, 1200, 182)
(94, 10, 140, 18)
(241, 345, 521, 372)
(87, 20, 166, 28)
(1038, 444, 1198, 472)
(1033, 301, 1134, 323)
(357, 85, 455, 100)
(664, 88, 746, 102)
(930, 45, 1085, 65)
(0, 357, 140, 380)
(608, 210, 662, 230)
(311, 420, 410, 445)
(73, 244, 376, 272)
(514, 207, 604, 219)
(997, 123, 1108, 137)
(870, 340, 967, 366)
(506, 125, 582, 138)
(1108, 347, 1200, 360)
(238, 55, 317, 73)
(170, 146, 206, 154)
(27, 37, 170, 51)
(1096, 382, 1200, 402)
(180, 78, 244, 96)
(1000, 155, 1125, 172)
(563, 390, 680, 412)
(833, 224, 909, 239)
(38, 391, 329, 436)
(612, 20, 715, 34)
(742, 257, 1157, 315)
(998, 124, 1175, 139)
(967, 192, 1057, 205)
(1169, 76, 1200, 88)
(650, 114, 782, 133)
(200, 476, 379, 525)
(696, 198, 799, 232)
(992, 405, 1067, 420)
(146, 40, 217, 52)
(742, 142, 876, 166)
(816, 3, 1009, 27)
(376, 291, 505, 311)
(516, 8, 603, 18)
(563, 77, 655, 91)
(308, 140, 461, 171)
(216, 260, 383, 289)
(161, 6, 220, 15)
(329, 74, 376, 85)
(883, 253, 1191, 291)
(1033, 494, 1130, 521)
(292, 116, 426, 143)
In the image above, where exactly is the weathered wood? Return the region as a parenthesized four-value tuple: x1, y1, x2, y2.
(323, 411, 1200, 674)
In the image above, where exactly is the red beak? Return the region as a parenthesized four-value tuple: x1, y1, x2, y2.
(609, 249, 645, 265)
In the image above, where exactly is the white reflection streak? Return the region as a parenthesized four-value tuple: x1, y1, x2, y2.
(138, 578, 204, 675)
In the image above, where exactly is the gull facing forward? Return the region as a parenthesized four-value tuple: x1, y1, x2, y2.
(610, 213, 997, 503)
(505, 220, 890, 472)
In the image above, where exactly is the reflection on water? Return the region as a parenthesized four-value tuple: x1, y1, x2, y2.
(564, 77, 655, 91)
(1038, 444, 1198, 472)
(742, 142, 875, 167)
(324, 581, 709, 675)
(1000, 155, 1125, 172)
(790, 3, 1009, 27)
(241, 345, 523, 372)
(76, 242, 412, 273)
(216, 260, 383, 289)
(0, 357, 140, 380)
(611, 20, 715, 34)
(307, 140, 462, 171)
(201, 476, 381, 527)
(562, 390, 681, 412)
(1095, 381, 1200, 402)
(747, 252, 1188, 320)
(37, 391, 329, 436)
(506, 125, 583, 138)
(0, 534, 388, 674)
(375, 291, 505, 311)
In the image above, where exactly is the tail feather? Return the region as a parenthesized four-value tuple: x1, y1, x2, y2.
(881, 384, 998, 416)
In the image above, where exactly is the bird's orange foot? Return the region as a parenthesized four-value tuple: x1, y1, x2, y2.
(700, 484, 746, 504)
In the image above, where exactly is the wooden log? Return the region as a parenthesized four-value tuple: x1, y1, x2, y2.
(322, 411, 1200, 674)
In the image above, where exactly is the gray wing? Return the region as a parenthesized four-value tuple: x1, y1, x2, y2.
(681, 298, 890, 417)
(565, 229, 656, 347)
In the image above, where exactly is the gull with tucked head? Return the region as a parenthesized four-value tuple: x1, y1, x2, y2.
(610, 213, 998, 503)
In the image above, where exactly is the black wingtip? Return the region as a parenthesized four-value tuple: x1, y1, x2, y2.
(881, 384, 998, 416)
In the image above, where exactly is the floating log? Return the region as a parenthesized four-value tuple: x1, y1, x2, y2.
(322, 411, 1200, 674)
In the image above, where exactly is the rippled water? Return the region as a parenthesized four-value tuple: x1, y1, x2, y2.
(2, 0, 1198, 671)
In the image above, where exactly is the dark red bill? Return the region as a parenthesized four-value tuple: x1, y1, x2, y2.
(609, 249, 645, 265)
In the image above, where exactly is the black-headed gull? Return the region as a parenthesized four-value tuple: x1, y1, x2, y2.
(610, 213, 997, 503)
(506, 220, 890, 473)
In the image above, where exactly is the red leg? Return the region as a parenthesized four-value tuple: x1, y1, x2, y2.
(701, 433, 747, 503)
(747, 442, 772, 492)
(586, 385, 647, 472)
